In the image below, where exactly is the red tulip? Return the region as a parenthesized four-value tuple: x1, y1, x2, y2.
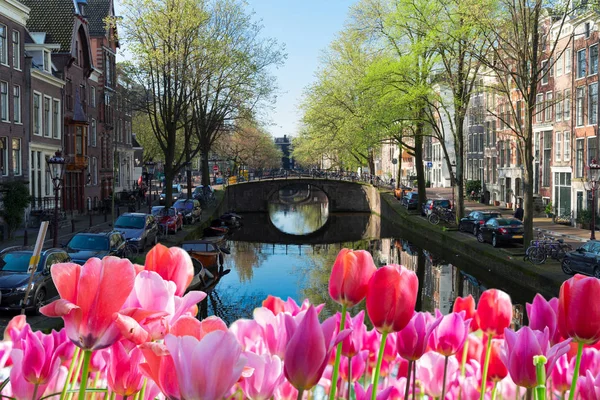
(263, 295, 287, 315)
(144, 244, 194, 296)
(484, 338, 508, 382)
(476, 289, 513, 336)
(40, 257, 136, 350)
(558, 274, 600, 344)
(329, 249, 377, 307)
(366, 264, 418, 334)
(457, 333, 484, 364)
(453, 295, 479, 331)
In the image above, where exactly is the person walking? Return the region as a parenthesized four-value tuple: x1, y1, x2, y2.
(514, 204, 524, 221)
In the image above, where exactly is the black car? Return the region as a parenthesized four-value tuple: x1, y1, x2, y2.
(562, 240, 600, 278)
(422, 199, 452, 217)
(173, 199, 202, 224)
(401, 192, 419, 210)
(477, 218, 524, 247)
(114, 213, 159, 250)
(0, 247, 69, 311)
(65, 232, 127, 265)
(459, 211, 503, 235)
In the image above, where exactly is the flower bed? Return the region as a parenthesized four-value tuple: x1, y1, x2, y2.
(0, 244, 597, 400)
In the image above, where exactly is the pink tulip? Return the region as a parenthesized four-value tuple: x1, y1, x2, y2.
(578, 370, 600, 400)
(551, 354, 571, 394)
(40, 258, 136, 350)
(4, 314, 26, 341)
(578, 348, 600, 377)
(417, 351, 459, 398)
(263, 295, 287, 315)
(339, 351, 369, 382)
(284, 306, 349, 391)
(354, 383, 395, 400)
(103, 341, 144, 397)
(428, 310, 470, 357)
(497, 376, 526, 400)
(274, 380, 298, 400)
(139, 342, 180, 400)
(9, 362, 67, 400)
(397, 312, 436, 361)
(165, 331, 247, 400)
(527, 294, 561, 345)
(230, 318, 267, 353)
(12, 328, 61, 385)
(329, 248, 377, 307)
(144, 244, 194, 296)
(500, 326, 571, 388)
(341, 311, 367, 357)
(457, 333, 484, 364)
(239, 353, 284, 400)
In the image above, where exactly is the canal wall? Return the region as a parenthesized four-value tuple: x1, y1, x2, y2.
(379, 192, 566, 299)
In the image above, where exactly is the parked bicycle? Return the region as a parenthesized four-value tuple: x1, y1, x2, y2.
(121, 242, 140, 259)
(428, 206, 456, 225)
(524, 231, 572, 265)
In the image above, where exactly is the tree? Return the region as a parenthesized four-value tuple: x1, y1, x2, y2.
(0, 182, 30, 239)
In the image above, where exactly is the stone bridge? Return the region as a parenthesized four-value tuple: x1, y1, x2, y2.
(224, 178, 381, 214)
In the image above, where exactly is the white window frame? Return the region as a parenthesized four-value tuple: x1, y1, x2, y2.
(589, 82, 598, 125)
(43, 50, 50, 73)
(566, 48, 572, 74)
(556, 91, 562, 122)
(576, 86, 585, 127)
(556, 53, 563, 76)
(11, 138, 20, 176)
(13, 85, 20, 124)
(52, 99, 61, 139)
(0, 81, 8, 122)
(43, 95, 52, 137)
(564, 89, 571, 120)
(33, 92, 41, 135)
(564, 131, 570, 162)
(11, 30, 19, 70)
(0, 25, 7, 66)
(578, 49, 587, 79)
(590, 44, 599, 76)
(542, 60, 549, 85)
(555, 131, 562, 160)
(545, 91, 553, 121)
(536, 94, 544, 123)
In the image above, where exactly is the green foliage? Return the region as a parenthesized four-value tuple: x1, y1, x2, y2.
(577, 209, 592, 225)
(545, 202, 553, 215)
(466, 180, 482, 194)
(0, 182, 30, 239)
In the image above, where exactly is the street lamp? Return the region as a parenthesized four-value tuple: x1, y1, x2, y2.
(184, 161, 192, 199)
(145, 159, 156, 213)
(587, 160, 600, 240)
(46, 151, 65, 248)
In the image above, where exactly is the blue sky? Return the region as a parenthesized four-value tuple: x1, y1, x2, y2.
(116, 0, 353, 138)
(245, 0, 353, 138)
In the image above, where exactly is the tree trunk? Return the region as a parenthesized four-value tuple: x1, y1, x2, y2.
(201, 150, 211, 187)
(455, 119, 465, 222)
(415, 121, 426, 210)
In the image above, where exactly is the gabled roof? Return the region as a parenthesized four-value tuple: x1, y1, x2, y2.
(86, 0, 112, 37)
(20, 0, 77, 52)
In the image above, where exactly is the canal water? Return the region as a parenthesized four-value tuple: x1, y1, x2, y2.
(200, 183, 530, 326)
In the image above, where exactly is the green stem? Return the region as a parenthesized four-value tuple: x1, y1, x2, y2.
(78, 350, 93, 400)
(32, 384, 39, 400)
(296, 388, 304, 400)
(371, 331, 389, 400)
(491, 382, 498, 400)
(412, 361, 416, 400)
(348, 355, 353, 400)
(138, 378, 147, 400)
(441, 356, 449, 400)
(479, 334, 493, 400)
(61, 347, 81, 400)
(534, 355, 548, 400)
(404, 360, 413, 400)
(515, 385, 520, 400)
(568, 342, 584, 400)
(460, 340, 470, 377)
(68, 349, 85, 400)
(329, 304, 347, 400)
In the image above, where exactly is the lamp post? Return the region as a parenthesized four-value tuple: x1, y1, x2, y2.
(587, 160, 600, 240)
(184, 161, 192, 199)
(145, 159, 156, 213)
(450, 161, 457, 209)
(46, 151, 65, 248)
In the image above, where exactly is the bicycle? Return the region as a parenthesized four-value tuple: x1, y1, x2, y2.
(524, 231, 572, 265)
(428, 207, 456, 225)
(121, 242, 140, 259)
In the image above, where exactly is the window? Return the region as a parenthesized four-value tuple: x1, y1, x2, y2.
(578, 49, 587, 78)
(566, 48, 572, 73)
(556, 92, 562, 122)
(545, 92, 553, 121)
(0, 137, 6, 176)
(564, 89, 571, 120)
(43, 97, 51, 137)
(52, 99, 60, 139)
(586, 22, 591, 38)
(590, 83, 598, 125)
(536, 94, 544, 123)
(12, 85, 20, 124)
(557, 53, 563, 76)
(589, 137, 597, 165)
(577, 87, 585, 126)
(564, 131, 570, 162)
(543, 132, 551, 187)
(591, 45, 599, 75)
(43, 50, 50, 73)
(576, 138, 584, 178)
(556, 132, 562, 160)
(76, 126, 84, 155)
(33, 93, 41, 135)
(0, 82, 7, 122)
(0, 25, 7, 65)
(11, 31, 19, 70)
(91, 119, 96, 147)
(11, 138, 20, 175)
(542, 60, 549, 84)
(506, 141, 511, 167)
(91, 157, 97, 185)
(90, 86, 96, 107)
(549, 57, 554, 77)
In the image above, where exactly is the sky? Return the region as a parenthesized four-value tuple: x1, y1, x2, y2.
(115, 0, 353, 138)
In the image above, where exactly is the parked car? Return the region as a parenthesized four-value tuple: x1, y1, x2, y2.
(459, 211, 503, 235)
(174, 199, 202, 224)
(152, 206, 184, 233)
(476, 218, 524, 247)
(0, 247, 69, 311)
(422, 199, 452, 216)
(65, 232, 127, 265)
(114, 213, 159, 250)
(159, 185, 183, 205)
(401, 192, 419, 210)
(561, 240, 600, 278)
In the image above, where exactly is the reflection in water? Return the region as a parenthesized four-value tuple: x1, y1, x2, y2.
(268, 184, 329, 235)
